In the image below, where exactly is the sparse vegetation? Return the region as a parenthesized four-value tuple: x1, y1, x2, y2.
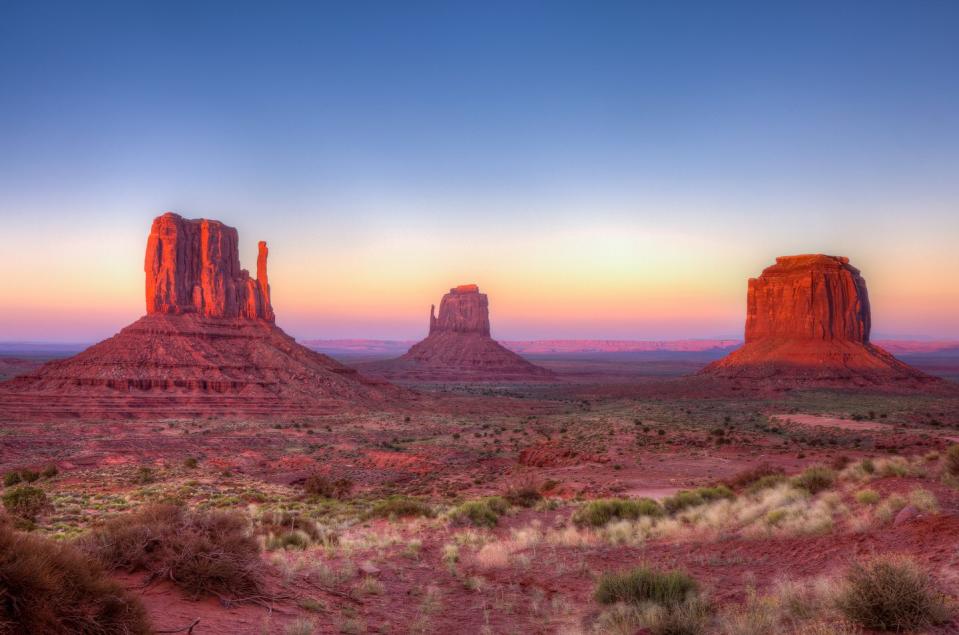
(449, 496, 510, 527)
(367, 496, 434, 519)
(662, 486, 734, 514)
(595, 566, 699, 606)
(574, 497, 663, 527)
(0, 522, 150, 633)
(304, 474, 353, 499)
(2, 485, 49, 521)
(81, 504, 263, 600)
(792, 466, 836, 494)
(836, 556, 950, 631)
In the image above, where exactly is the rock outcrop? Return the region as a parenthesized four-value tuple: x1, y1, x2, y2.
(363, 284, 554, 381)
(701, 254, 934, 386)
(0, 213, 403, 419)
(145, 212, 274, 321)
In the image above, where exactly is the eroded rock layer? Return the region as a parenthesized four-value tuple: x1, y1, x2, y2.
(701, 254, 934, 386)
(368, 285, 554, 381)
(145, 212, 274, 321)
(0, 212, 403, 419)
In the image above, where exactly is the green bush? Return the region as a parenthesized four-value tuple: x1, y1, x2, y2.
(2, 485, 49, 521)
(304, 474, 353, 499)
(3, 471, 21, 487)
(367, 496, 434, 519)
(663, 486, 734, 514)
(41, 464, 58, 479)
(449, 497, 510, 528)
(573, 497, 663, 527)
(504, 482, 543, 508)
(183, 457, 198, 469)
(20, 469, 40, 483)
(792, 466, 836, 494)
(595, 566, 699, 607)
(837, 556, 950, 631)
(0, 523, 150, 633)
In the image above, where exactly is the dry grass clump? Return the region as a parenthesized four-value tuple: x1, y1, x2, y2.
(573, 497, 663, 527)
(367, 496, 434, 519)
(503, 477, 544, 508)
(80, 503, 263, 600)
(303, 474, 353, 499)
(594, 566, 707, 635)
(946, 444, 959, 477)
(836, 555, 950, 631)
(662, 486, 734, 514)
(724, 463, 786, 491)
(0, 523, 150, 634)
(595, 566, 698, 606)
(448, 496, 510, 528)
(792, 466, 836, 494)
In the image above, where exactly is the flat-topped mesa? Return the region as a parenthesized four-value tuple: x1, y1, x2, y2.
(145, 212, 274, 321)
(745, 254, 869, 344)
(700, 254, 934, 386)
(428, 284, 491, 336)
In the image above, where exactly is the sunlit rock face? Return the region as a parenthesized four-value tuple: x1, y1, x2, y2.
(701, 254, 933, 384)
(744, 255, 869, 344)
(0, 212, 405, 419)
(428, 284, 491, 336)
(145, 212, 274, 321)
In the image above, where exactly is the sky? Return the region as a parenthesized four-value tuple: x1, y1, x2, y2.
(1, 1, 957, 342)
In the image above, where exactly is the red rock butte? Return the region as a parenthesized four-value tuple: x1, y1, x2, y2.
(701, 254, 934, 386)
(368, 285, 554, 381)
(0, 213, 403, 420)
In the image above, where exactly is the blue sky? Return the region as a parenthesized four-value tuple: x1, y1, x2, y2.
(1, 1, 957, 341)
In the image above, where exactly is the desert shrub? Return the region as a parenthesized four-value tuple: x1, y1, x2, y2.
(854, 489, 880, 505)
(503, 480, 543, 508)
(134, 466, 154, 484)
(792, 466, 836, 494)
(724, 463, 785, 490)
(2, 485, 49, 521)
(367, 496, 434, 519)
(946, 444, 959, 477)
(836, 556, 950, 631)
(303, 474, 353, 499)
(40, 464, 58, 479)
(574, 497, 663, 527)
(638, 596, 711, 635)
(595, 566, 698, 606)
(80, 504, 262, 600)
(449, 497, 510, 528)
(2, 472, 20, 487)
(746, 474, 788, 493)
(265, 530, 311, 551)
(0, 523, 150, 633)
(860, 458, 875, 474)
(183, 457, 198, 469)
(19, 469, 39, 483)
(663, 486, 734, 514)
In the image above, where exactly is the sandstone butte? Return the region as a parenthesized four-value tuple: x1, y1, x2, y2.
(700, 254, 935, 386)
(0, 212, 403, 420)
(371, 284, 554, 381)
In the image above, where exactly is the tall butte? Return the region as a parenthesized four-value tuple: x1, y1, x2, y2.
(370, 284, 553, 381)
(0, 212, 401, 420)
(701, 254, 934, 386)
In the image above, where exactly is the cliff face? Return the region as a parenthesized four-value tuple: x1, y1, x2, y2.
(744, 255, 869, 343)
(701, 254, 932, 385)
(429, 284, 491, 336)
(0, 212, 404, 419)
(145, 212, 274, 321)
(365, 284, 553, 381)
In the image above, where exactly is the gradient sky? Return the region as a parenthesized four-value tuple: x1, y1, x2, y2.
(1, 1, 957, 342)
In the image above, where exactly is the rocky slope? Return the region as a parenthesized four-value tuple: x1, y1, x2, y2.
(0, 213, 403, 419)
(364, 285, 554, 381)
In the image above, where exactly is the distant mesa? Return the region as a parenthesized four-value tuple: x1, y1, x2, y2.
(700, 254, 935, 386)
(363, 284, 555, 381)
(0, 212, 403, 420)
